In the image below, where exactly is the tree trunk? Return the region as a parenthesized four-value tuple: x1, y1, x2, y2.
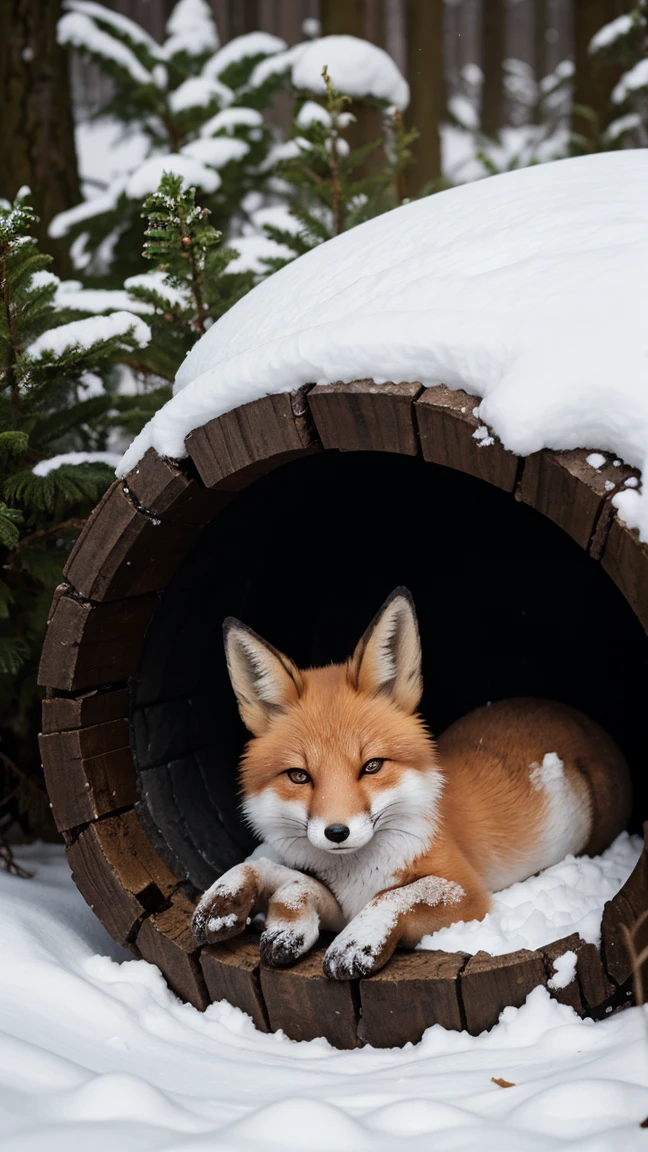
(405, 0, 444, 194)
(572, 0, 627, 152)
(321, 0, 366, 38)
(480, 0, 506, 137)
(0, 0, 80, 276)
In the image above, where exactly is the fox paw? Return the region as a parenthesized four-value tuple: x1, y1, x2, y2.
(260, 925, 308, 968)
(323, 926, 391, 980)
(191, 866, 256, 944)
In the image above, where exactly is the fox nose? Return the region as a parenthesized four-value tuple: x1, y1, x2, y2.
(324, 823, 350, 844)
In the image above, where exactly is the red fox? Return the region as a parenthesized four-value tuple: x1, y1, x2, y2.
(192, 588, 632, 980)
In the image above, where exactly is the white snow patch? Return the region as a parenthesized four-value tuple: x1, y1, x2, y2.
(168, 76, 233, 114)
(249, 35, 409, 111)
(296, 100, 332, 128)
(49, 179, 126, 239)
(180, 136, 249, 167)
(26, 311, 151, 359)
(205, 32, 286, 77)
(2, 843, 648, 1149)
(604, 112, 642, 141)
(62, 0, 162, 55)
(624, 475, 639, 488)
(419, 831, 641, 956)
(162, 0, 218, 59)
(124, 154, 221, 198)
(548, 950, 578, 990)
(586, 452, 607, 470)
(124, 270, 190, 308)
(613, 57, 648, 103)
(57, 11, 151, 83)
(33, 451, 120, 476)
(200, 106, 263, 136)
(590, 13, 635, 53)
(55, 282, 153, 314)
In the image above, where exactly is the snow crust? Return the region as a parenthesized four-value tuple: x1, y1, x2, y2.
(119, 152, 648, 539)
(249, 35, 410, 111)
(419, 832, 641, 956)
(1, 843, 648, 1152)
(33, 451, 121, 477)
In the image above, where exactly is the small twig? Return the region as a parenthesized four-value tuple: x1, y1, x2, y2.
(3, 516, 85, 570)
(621, 908, 648, 1008)
(0, 830, 33, 879)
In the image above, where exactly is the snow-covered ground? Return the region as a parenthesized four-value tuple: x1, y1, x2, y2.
(117, 151, 648, 542)
(2, 843, 648, 1152)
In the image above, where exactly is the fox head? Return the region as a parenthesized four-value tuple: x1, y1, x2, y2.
(224, 588, 443, 862)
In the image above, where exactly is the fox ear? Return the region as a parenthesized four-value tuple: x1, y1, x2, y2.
(223, 619, 303, 736)
(350, 587, 422, 713)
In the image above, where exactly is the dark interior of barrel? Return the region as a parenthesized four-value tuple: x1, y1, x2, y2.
(131, 450, 648, 895)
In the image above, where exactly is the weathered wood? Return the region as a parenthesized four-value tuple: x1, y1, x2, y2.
(64, 483, 200, 602)
(39, 719, 136, 831)
(360, 949, 466, 1046)
(309, 380, 422, 455)
(201, 935, 269, 1032)
(601, 517, 648, 634)
(541, 933, 584, 1014)
(41, 688, 129, 734)
(601, 835, 648, 987)
(461, 949, 546, 1035)
(186, 392, 316, 490)
(122, 449, 229, 525)
(38, 589, 157, 691)
(67, 809, 178, 946)
(260, 945, 360, 1048)
(136, 892, 210, 1010)
(415, 386, 518, 490)
(577, 941, 616, 1013)
(517, 450, 637, 554)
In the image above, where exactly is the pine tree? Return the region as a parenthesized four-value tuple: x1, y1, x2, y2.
(259, 68, 419, 273)
(588, 3, 648, 148)
(0, 188, 156, 856)
(52, 0, 285, 283)
(125, 173, 254, 383)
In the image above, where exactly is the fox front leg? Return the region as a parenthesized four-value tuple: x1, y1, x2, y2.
(192, 857, 343, 967)
(323, 876, 489, 980)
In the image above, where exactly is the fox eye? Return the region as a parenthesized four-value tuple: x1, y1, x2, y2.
(286, 769, 312, 785)
(360, 758, 384, 777)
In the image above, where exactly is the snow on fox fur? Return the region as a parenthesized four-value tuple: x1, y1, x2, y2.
(192, 589, 632, 980)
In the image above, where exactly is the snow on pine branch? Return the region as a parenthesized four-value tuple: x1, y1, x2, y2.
(168, 76, 233, 114)
(26, 312, 151, 359)
(589, 13, 635, 53)
(249, 35, 410, 111)
(62, 0, 162, 57)
(613, 57, 648, 103)
(163, 0, 219, 59)
(57, 11, 152, 84)
(199, 107, 263, 136)
(32, 452, 120, 477)
(204, 32, 287, 78)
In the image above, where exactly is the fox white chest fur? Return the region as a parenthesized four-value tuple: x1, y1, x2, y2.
(192, 588, 632, 981)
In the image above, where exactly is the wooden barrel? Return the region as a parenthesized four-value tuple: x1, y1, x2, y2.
(38, 381, 648, 1046)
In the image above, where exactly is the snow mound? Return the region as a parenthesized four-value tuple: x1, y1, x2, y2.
(33, 451, 121, 477)
(118, 153, 648, 539)
(2, 844, 648, 1151)
(249, 34, 409, 110)
(419, 832, 642, 956)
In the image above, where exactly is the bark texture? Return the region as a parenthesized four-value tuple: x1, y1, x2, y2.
(405, 0, 444, 193)
(480, 0, 506, 137)
(0, 0, 80, 275)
